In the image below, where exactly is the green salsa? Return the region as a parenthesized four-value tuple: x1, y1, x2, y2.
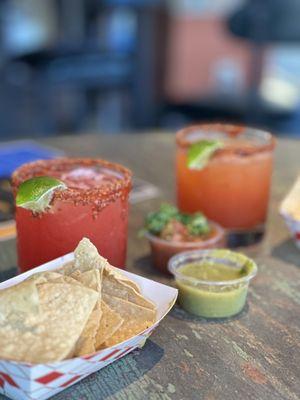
(178, 261, 247, 282)
(174, 250, 256, 318)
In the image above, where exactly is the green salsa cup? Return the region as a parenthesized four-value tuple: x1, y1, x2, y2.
(168, 249, 257, 318)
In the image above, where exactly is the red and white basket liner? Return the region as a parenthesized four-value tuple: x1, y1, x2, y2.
(0, 253, 178, 400)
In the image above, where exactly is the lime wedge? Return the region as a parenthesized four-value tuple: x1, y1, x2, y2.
(187, 140, 223, 170)
(16, 176, 67, 213)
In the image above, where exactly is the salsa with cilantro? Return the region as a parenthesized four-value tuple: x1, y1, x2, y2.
(143, 203, 214, 242)
(142, 204, 225, 273)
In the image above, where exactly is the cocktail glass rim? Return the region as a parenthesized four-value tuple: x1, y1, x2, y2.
(11, 157, 132, 204)
(176, 123, 276, 155)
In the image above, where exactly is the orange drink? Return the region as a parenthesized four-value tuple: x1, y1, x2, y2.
(176, 124, 275, 245)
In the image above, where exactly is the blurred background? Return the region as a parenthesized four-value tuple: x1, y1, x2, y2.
(1, 0, 300, 140)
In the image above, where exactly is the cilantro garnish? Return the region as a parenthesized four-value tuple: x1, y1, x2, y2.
(186, 213, 210, 236)
(143, 203, 210, 237)
(144, 203, 178, 235)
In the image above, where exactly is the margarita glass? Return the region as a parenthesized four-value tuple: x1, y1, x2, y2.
(176, 124, 275, 246)
(12, 158, 132, 272)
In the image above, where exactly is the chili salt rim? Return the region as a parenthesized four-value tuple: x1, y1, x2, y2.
(12, 158, 132, 210)
(176, 123, 276, 156)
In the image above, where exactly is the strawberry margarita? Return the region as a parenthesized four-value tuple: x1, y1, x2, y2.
(12, 158, 132, 271)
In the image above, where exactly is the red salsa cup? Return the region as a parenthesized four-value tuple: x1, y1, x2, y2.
(146, 221, 225, 274)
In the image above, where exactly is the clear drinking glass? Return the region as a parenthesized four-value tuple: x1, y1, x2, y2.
(176, 124, 276, 246)
(12, 158, 132, 272)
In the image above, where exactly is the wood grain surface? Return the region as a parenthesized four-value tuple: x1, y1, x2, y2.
(0, 132, 299, 400)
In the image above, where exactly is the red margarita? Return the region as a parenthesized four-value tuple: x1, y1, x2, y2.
(12, 158, 132, 272)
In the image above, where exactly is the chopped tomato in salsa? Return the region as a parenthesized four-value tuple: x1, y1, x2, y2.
(160, 219, 215, 242)
(143, 203, 214, 242)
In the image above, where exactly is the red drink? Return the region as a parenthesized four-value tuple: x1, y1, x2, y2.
(12, 158, 132, 272)
(176, 124, 275, 246)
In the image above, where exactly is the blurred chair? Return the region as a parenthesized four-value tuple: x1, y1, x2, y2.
(0, 0, 167, 136)
(229, 0, 300, 43)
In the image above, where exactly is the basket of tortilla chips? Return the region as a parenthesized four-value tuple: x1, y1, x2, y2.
(0, 238, 177, 400)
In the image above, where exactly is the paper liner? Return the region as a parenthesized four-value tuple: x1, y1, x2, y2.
(0, 254, 177, 400)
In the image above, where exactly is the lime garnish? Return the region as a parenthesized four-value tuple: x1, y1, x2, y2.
(187, 140, 223, 170)
(16, 176, 66, 213)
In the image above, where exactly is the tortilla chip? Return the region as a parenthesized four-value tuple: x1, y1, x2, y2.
(0, 238, 159, 363)
(103, 267, 141, 293)
(0, 282, 98, 363)
(28, 271, 80, 286)
(74, 306, 101, 356)
(95, 301, 124, 349)
(74, 238, 107, 272)
(70, 269, 101, 292)
(64, 237, 140, 287)
(70, 238, 155, 350)
(59, 261, 75, 276)
(70, 238, 141, 292)
(28, 271, 62, 282)
(60, 238, 106, 276)
(102, 294, 156, 347)
(102, 273, 155, 310)
(0, 280, 39, 324)
(70, 269, 102, 356)
(58, 240, 106, 356)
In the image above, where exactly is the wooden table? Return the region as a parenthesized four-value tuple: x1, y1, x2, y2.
(0, 133, 299, 400)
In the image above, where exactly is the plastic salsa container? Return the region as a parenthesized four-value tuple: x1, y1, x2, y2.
(146, 222, 225, 274)
(168, 249, 257, 318)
